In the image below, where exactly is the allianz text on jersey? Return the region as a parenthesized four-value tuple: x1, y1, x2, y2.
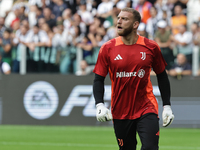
(116, 69, 145, 78)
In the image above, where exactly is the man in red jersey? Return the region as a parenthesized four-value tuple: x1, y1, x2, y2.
(93, 8, 174, 150)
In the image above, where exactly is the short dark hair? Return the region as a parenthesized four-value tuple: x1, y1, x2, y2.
(121, 8, 141, 23)
(4, 28, 11, 34)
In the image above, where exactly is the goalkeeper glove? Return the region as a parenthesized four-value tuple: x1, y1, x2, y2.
(162, 105, 174, 127)
(96, 103, 112, 122)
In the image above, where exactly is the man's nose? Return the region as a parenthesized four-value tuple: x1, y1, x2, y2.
(117, 18, 122, 24)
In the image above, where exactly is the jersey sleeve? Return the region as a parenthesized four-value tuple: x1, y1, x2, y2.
(93, 43, 109, 77)
(152, 43, 167, 74)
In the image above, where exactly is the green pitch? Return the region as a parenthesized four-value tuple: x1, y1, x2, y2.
(0, 125, 200, 150)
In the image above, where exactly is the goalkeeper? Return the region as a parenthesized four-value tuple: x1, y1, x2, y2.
(93, 8, 174, 150)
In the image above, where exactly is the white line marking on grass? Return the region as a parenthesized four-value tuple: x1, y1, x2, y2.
(0, 142, 200, 149)
(159, 146, 200, 149)
(0, 142, 117, 148)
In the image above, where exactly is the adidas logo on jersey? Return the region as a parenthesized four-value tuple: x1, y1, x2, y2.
(114, 54, 123, 60)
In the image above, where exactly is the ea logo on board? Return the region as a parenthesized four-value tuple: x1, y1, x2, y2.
(23, 81, 59, 120)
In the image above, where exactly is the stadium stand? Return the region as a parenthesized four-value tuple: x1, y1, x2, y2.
(0, 0, 199, 77)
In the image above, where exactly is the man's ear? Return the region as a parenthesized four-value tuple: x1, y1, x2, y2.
(133, 21, 140, 30)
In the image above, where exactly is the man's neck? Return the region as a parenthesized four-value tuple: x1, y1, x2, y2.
(121, 32, 138, 45)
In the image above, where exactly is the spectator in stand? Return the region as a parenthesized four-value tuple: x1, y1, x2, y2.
(41, 0, 54, 9)
(5, 6, 20, 28)
(18, 5, 28, 21)
(71, 13, 87, 34)
(62, 8, 72, 31)
(161, 10, 171, 30)
(35, 5, 44, 20)
(168, 53, 192, 79)
(154, 0, 166, 19)
(28, 0, 53, 9)
(52, 0, 68, 19)
(104, 20, 117, 40)
(171, 5, 187, 35)
(77, 35, 93, 63)
(0, 53, 11, 75)
(135, 0, 152, 24)
(90, 17, 102, 34)
(132, 0, 139, 9)
(86, 0, 101, 16)
(32, 5, 44, 25)
(154, 0, 171, 20)
(148, 0, 156, 5)
(0, 29, 12, 66)
(41, 23, 54, 47)
(11, 19, 21, 34)
(137, 22, 148, 38)
(77, 0, 94, 28)
(166, 0, 175, 16)
(60, 25, 84, 74)
(12, 24, 29, 72)
(42, 23, 59, 72)
(61, 9, 73, 47)
(0, 0, 14, 18)
(109, 4, 121, 27)
(191, 22, 200, 46)
(43, 7, 56, 29)
(146, 6, 159, 40)
(88, 32, 104, 48)
(116, 0, 132, 9)
(87, 17, 107, 47)
(52, 24, 64, 49)
(171, 24, 193, 64)
(26, 24, 49, 72)
(154, 20, 174, 70)
(87, 19, 109, 64)
(56, 16, 64, 30)
(63, 0, 77, 14)
(51, 24, 66, 71)
(95, 24, 109, 44)
(38, 17, 46, 29)
(171, 0, 188, 16)
(96, 0, 114, 19)
(27, 5, 37, 27)
(28, 3, 49, 28)
(75, 59, 94, 76)
(88, 18, 109, 46)
(0, 17, 6, 39)
(71, 25, 85, 49)
(187, 0, 200, 28)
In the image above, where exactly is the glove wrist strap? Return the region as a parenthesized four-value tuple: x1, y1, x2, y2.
(96, 103, 104, 108)
(163, 105, 171, 109)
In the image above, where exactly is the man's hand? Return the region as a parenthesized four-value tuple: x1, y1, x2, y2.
(162, 105, 174, 127)
(96, 103, 112, 122)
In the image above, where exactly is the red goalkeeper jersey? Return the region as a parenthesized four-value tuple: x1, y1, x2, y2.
(93, 35, 167, 120)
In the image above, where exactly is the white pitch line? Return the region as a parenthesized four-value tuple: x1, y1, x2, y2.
(0, 142, 117, 148)
(0, 141, 200, 149)
(159, 146, 200, 150)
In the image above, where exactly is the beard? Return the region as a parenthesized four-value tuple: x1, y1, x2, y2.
(117, 25, 133, 36)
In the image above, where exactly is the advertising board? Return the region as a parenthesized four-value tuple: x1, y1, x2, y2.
(1, 74, 200, 127)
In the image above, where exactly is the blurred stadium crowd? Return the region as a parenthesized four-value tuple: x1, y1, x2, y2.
(0, 0, 200, 77)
